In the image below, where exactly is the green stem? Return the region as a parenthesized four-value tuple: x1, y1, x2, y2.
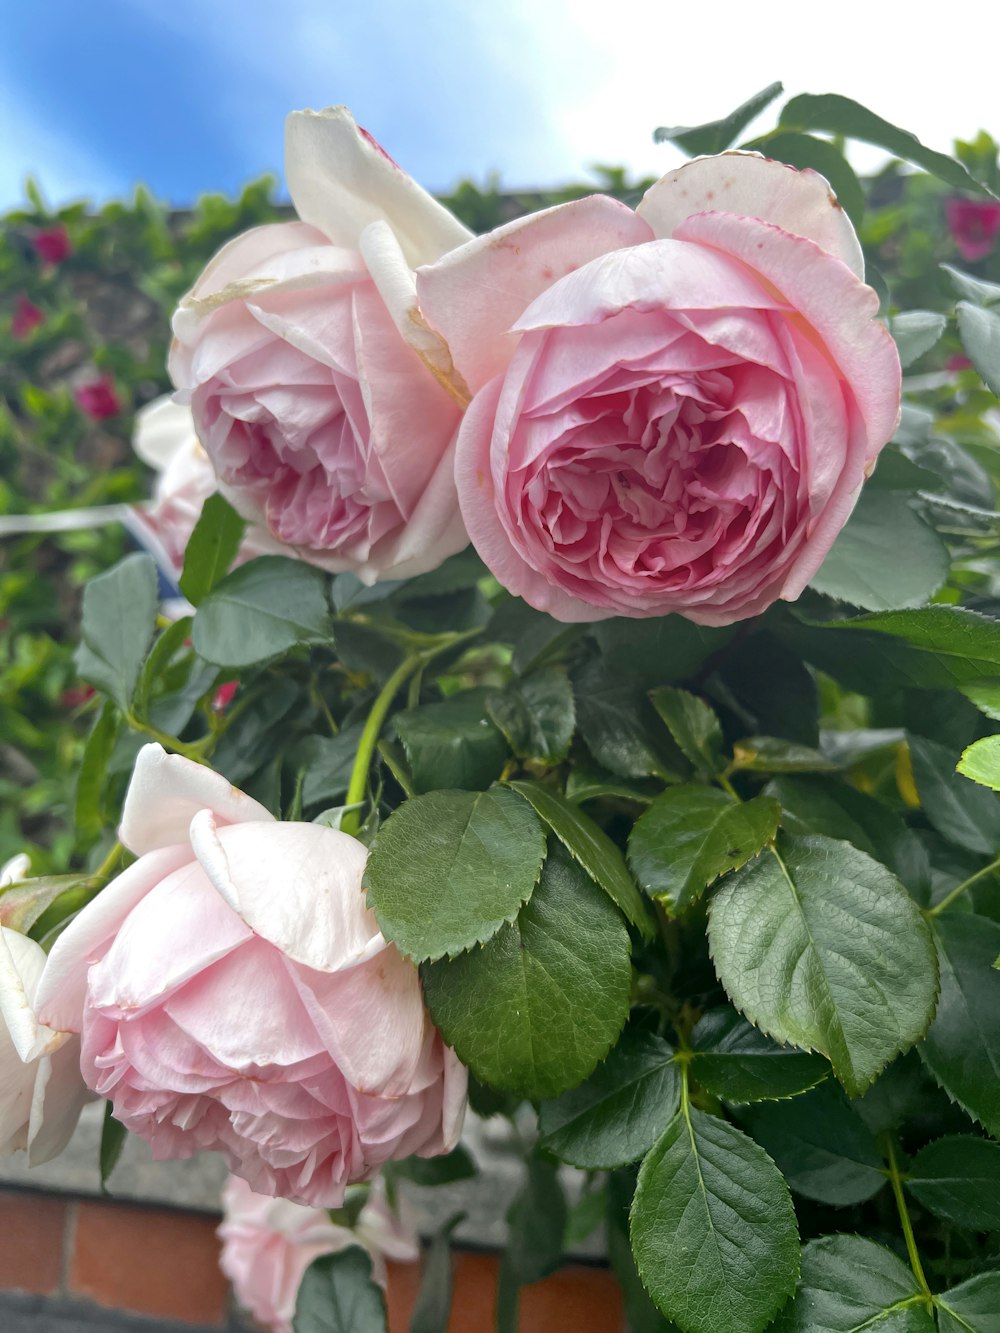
(926, 852, 1000, 918)
(340, 655, 424, 837)
(717, 772, 741, 801)
(88, 840, 123, 886)
(883, 1135, 933, 1306)
(126, 714, 210, 765)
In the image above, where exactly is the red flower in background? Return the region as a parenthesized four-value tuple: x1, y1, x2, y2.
(74, 375, 121, 421)
(11, 294, 44, 339)
(32, 224, 72, 265)
(946, 198, 1000, 262)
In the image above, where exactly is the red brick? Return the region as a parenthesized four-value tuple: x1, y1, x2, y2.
(68, 1200, 229, 1326)
(386, 1250, 623, 1331)
(0, 1190, 67, 1296)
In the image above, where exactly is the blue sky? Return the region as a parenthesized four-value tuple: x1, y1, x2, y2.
(2, 1, 999, 211)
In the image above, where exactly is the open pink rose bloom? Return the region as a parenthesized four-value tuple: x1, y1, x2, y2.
(169, 108, 473, 582)
(34, 745, 467, 1207)
(418, 153, 902, 624)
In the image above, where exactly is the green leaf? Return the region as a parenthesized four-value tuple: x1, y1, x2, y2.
(809, 490, 948, 611)
(394, 1144, 477, 1188)
(591, 617, 734, 689)
(538, 1028, 680, 1168)
(504, 1157, 567, 1286)
(649, 687, 724, 777)
(490, 597, 579, 674)
(507, 779, 655, 941)
(607, 1172, 677, 1333)
(133, 614, 194, 722)
(421, 843, 631, 1100)
(936, 1274, 1000, 1333)
(958, 734, 1000, 791)
(779, 93, 997, 198)
(771, 1235, 935, 1332)
(708, 835, 939, 1095)
(99, 1102, 126, 1191)
(766, 775, 931, 900)
(573, 657, 688, 781)
(690, 1008, 828, 1104)
(364, 786, 546, 961)
(740, 1082, 885, 1206)
(920, 913, 1000, 1137)
(630, 1107, 799, 1333)
(654, 82, 784, 155)
(963, 681, 1000, 721)
(941, 263, 1000, 306)
(741, 131, 865, 226)
(177, 493, 246, 606)
(408, 1213, 464, 1333)
(293, 1249, 387, 1333)
(486, 667, 575, 765)
(193, 556, 331, 667)
(710, 630, 819, 746)
(628, 787, 779, 914)
(908, 734, 1000, 856)
(957, 302, 1000, 396)
(731, 736, 839, 773)
(888, 311, 949, 368)
(393, 691, 508, 794)
(905, 1134, 1000, 1229)
(75, 702, 120, 850)
(330, 620, 405, 683)
(289, 723, 365, 810)
(75, 553, 158, 709)
(0, 872, 84, 935)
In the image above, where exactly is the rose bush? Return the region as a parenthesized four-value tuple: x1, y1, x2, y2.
(169, 107, 474, 583)
(34, 744, 467, 1207)
(219, 1173, 418, 1333)
(418, 152, 902, 624)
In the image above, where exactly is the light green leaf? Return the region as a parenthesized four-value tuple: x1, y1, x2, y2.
(941, 263, 1000, 306)
(508, 779, 655, 941)
(690, 1008, 828, 1104)
(772, 1235, 935, 1332)
(538, 1028, 679, 1168)
(75, 553, 158, 709)
(654, 82, 784, 155)
(178, 493, 246, 606)
(193, 556, 331, 667)
(906, 1135, 1000, 1230)
(133, 614, 194, 722)
(731, 736, 839, 773)
(630, 1107, 799, 1333)
(628, 787, 779, 914)
(957, 733, 1000, 791)
(649, 687, 724, 776)
(364, 786, 546, 962)
(957, 301, 1000, 395)
(920, 913, 1000, 1137)
(888, 311, 949, 368)
(293, 1249, 387, 1333)
(708, 835, 939, 1095)
(908, 733, 1000, 855)
(394, 691, 508, 794)
(75, 702, 120, 851)
(421, 843, 631, 1100)
(486, 667, 575, 765)
(936, 1274, 1000, 1333)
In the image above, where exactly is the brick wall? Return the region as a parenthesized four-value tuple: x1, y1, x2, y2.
(0, 1186, 625, 1331)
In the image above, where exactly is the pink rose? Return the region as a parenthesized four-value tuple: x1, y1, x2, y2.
(35, 744, 467, 1207)
(32, 224, 71, 265)
(74, 374, 121, 421)
(219, 1173, 418, 1333)
(418, 153, 901, 625)
(11, 293, 44, 339)
(169, 107, 473, 583)
(946, 197, 1000, 262)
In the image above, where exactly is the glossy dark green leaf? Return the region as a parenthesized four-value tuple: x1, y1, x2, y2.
(291, 723, 365, 810)
(178, 493, 246, 606)
(649, 687, 723, 776)
(486, 667, 575, 765)
(421, 844, 631, 1100)
(741, 1082, 885, 1206)
(936, 1274, 1000, 1333)
(76, 553, 158, 709)
(958, 302, 1000, 395)
(508, 779, 654, 940)
(394, 691, 508, 794)
(920, 913, 1000, 1137)
(572, 657, 687, 781)
(779, 93, 996, 197)
(364, 786, 546, 961)
(654, 82, 784, 155)
(809, 491, 948, 611)
(630, 1107, 799, 1333)
(538, 1028, 679, 1168)
(771, 1235, 935, 1332)
(193, 556, 331, 667)
(590, 617, 733, 690)
(628, 786, 778, 913)
(690, 1008, 828, 1104)
(709, 836, 938, 1095)
(905, 1134, 1000, 1229)
(908, 733, 1000, 855)
(293, 1248, 387, 1333)
(710, 630, 819, 746)
(133, 614, 194, 722)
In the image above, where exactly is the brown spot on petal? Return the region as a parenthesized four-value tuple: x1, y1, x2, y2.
(477, 469, 486, 489)
(828, 189, 843, 211)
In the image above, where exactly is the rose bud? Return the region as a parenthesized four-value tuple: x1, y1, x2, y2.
(169, 107, 473, 584)
(418, 152, 901, 626)
(75, 374, 121, 421)
(35, 744, 467, 1207)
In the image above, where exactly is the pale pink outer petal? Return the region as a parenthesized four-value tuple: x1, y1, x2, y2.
(361, 435, 469, 583)
(454, 376, 611, 623)
(285, 107, 472, 268)
(188, 815, 382, 973)
(426, 1045, 468, 1156)
(34, 844, 193, 1034)
(119, 744, 274, 856)
(26, 1036, 91, 1165)
(132, 395, 197, 472)
(416, 196, 654, 396)
(0, 927, 70, 1063)
(1, 854, 31, 888)
(638, 151, 865, 277)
